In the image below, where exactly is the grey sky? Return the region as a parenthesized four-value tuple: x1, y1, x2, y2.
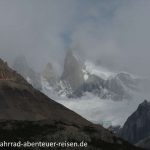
(0, 0, 150, 77)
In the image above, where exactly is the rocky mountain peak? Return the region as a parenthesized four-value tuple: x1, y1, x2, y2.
(138, 99, 150, 109)
(63, 49, 81, 72)
(61, 49, 84, 90)
(119, 100, 150, 144)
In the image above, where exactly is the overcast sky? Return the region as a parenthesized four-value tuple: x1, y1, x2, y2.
(0, 0, 150, 77)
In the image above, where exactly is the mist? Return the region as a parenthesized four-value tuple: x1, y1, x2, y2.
(0, 0, 150, 77)
(50, 92, 146, 126)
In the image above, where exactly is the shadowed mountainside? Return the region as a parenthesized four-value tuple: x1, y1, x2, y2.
(119, 100, 150, 145)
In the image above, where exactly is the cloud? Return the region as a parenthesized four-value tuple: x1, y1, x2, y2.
(57, 92, 146, 126)
(0, 0, 79, 70)
(0, 0, 150, 78)
(70, 0, 150, 77)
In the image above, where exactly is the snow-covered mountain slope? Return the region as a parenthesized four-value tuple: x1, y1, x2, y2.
(73, 67, 139, 100)
(41, 75, 148, 127)
(83, 61, 114, 80)
(52, 50, 140, 100)
(39, 52, 150, 127)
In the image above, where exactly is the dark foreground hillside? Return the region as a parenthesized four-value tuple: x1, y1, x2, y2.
(0, 120, 143, 150)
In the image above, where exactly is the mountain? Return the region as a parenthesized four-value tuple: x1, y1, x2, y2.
(61, 54, 139, 100)
(12, 51, 145, 102)
(105, 72, 138, 100)
(0, 58, 142, 150)
(11, 52, 148, 130)
(119, 100, 150, 144)
(0, 58, 88, 122)
(44, 50, 139, 100)
(72, 74, 106, 98)
(72, 71, 138, 100)
(14, 51, 141, 101)
(13, 56, 42, 90)
(61, 50, 84, 91)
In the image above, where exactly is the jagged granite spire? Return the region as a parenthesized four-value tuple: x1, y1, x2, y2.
(61, 49, 84, 90)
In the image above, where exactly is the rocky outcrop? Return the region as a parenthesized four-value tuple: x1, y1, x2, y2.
(72, 74, 105, 97)
(61, 50, 84, 91)
(105, 73, 137, 100)
(119, 100, 150, 144)
(59, 52, 139, 100)
(71, 72, 137, 100)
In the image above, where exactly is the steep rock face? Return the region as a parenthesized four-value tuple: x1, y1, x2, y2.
(71, 72, 137, 100)
(0, 58, 143, 150)
(13, 56, 42, 90)
(105, 73, 137, 100)
(115, 73, 138, 90)
(61, 50, 84, 91)
(119, 100, 150, 144)
(73, 74, 105, 97)
(59, 54, 139, 100)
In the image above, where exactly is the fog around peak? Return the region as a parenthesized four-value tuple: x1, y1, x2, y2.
(0, 0, 150, 78)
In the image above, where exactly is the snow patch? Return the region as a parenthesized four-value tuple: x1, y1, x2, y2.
(82, 69, 89, 81)
(84, 61, 114, 80)
(26, 77, 32, 84)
